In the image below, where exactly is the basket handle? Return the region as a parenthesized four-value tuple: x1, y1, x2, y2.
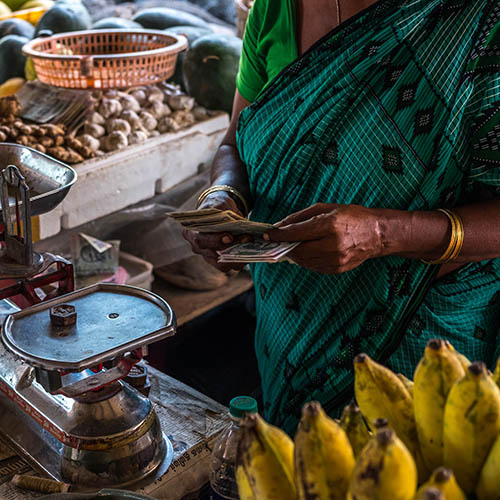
(80, 55, 94, 78)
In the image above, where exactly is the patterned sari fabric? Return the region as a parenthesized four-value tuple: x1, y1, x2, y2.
(236, 0, 500, 434)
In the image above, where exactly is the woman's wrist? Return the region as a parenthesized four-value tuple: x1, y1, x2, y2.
(375, 208, 451, 259)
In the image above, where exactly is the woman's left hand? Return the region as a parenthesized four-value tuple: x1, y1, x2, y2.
(266, 203, 385, 274)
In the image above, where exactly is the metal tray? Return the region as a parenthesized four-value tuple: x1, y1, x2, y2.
(0, 143, 77, 216)
(1, 283, 176, 371)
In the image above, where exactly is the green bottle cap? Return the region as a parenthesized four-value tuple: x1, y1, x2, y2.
(229, 396, 258, 418)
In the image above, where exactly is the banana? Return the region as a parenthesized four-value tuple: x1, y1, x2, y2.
(414, 487, 444, 500)
(353, 353, 428, 480)
(339, 401, 372, 458)
(350, 427, 417, 500)
(397, 373, 414, 397)
(476, 432, 500, 500)
(443, 362, 500, 494)
(236, 413, 297, 500)
(417, 467, 466, 500)
(295, 401, 355, 500)
(413, 339, 465, 472)
(444, 341, 471, 371)
(235, 466, 256, 500)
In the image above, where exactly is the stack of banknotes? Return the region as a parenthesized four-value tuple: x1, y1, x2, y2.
(168, 209, 299, 263)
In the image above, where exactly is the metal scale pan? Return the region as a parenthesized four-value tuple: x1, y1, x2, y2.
(0, 143, 77, 217)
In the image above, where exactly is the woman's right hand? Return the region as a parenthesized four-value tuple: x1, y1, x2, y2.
(182, 191, 250, 272)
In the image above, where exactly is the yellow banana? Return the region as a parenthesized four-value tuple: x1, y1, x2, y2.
(414, 339, 465, 472)
(235, 466, 256, 500)
(417, 467, 466, 500)
(339, 401, 372, 458)
(397, 373, 414, 397)
(350, 427, 417, 500)
(476, 431, 500, 500)
(444, 341, 471, 371)
(354, 353, 428, 480)
(443, 362, 500, 494)
(295, 401, 355, 500)
(414, 487, 444, 500)
(236, 413, 297, 500)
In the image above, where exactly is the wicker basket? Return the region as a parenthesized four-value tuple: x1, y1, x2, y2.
(235, 0, 249, 38)
(22, 30, 188, 90)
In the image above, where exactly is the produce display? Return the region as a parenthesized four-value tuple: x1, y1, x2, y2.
(0, 0, 243, 165)
(235, 339, 500, 500)
(0, 81, 215, 163)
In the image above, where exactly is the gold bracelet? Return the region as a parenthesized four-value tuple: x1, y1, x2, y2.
(446, 210, 464, 262)
(196, 185, 249, 216)
(421, 208, 464, 265)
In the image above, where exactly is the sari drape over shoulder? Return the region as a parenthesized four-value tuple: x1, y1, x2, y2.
(236, 0, 500, 434)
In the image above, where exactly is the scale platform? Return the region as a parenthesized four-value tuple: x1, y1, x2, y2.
(0, 284, 178, 489)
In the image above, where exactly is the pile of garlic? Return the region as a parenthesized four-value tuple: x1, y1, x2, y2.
(78, 83, 213, 155)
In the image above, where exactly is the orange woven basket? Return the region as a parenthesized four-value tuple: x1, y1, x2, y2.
(22, 29, 188, 90)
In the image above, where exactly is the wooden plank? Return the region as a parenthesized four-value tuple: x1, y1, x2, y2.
(152, 271, 253, 326)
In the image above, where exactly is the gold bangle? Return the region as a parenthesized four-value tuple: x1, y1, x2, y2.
(196, 185, 249, 216)
(421, 208, 464, 265)
(446, 210, 464, 262)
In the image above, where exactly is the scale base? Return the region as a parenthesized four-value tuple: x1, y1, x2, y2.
(0, 390, 174, 492)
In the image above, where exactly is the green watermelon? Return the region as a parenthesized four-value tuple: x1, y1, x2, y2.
(182, 34, 242, 114)
(0, 35, 28, 85)
(92, 17, 143, 30)
(34, 1, 91, 36)
(0, 18, 35, 40)
(133, 8, 209, 30)
(164, 25, 212, 88)
(2, 0, 26, 11)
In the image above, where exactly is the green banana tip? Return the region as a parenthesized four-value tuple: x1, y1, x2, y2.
(373, 418, 388, 429)
(302, 401, 321, 417)
(427, 338, 444, 351)
(433, 467, 451, 483)
(468, 361, 486, 376)
(422, 487, 443, 500)
(375, 428, 394, 446)
(354, 353, 368, 364)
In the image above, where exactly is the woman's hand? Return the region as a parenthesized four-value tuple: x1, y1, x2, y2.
(266, 203, 385, 274)
(183, 191, 251, 272)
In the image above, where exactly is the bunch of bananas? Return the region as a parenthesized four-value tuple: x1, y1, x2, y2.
(235, 339, 500, 500)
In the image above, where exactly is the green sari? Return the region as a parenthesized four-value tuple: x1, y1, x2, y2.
(236, 0, 500, 434)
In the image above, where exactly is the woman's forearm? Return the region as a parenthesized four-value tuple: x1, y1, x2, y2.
(210, 144, 252, 210)
(378, 198, 500, 263)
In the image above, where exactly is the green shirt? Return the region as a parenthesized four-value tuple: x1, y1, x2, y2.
(236, 0, 297, 102)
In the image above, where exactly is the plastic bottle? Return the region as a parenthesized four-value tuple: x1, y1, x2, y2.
(209, 395, 258, 500)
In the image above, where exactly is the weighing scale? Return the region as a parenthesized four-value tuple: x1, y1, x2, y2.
(0, 144, 178, 490)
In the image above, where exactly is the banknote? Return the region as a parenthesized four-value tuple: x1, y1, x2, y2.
(217, 240, 300, 263)
(167, 208, 273, 235)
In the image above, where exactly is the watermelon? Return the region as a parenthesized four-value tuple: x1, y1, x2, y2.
(34, 1, 91, 36)
(182, 34, 242, 114)
(92, 17, 143, 30)
(133, 8, 209, 30)
(0, 35, 28, 85)
(164, 25, 212, 88)
(2, 0, 24, 11)
(0, 18, 35, 40)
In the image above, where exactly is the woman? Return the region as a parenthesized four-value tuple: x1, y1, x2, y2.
(184, 0, 500, 434)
